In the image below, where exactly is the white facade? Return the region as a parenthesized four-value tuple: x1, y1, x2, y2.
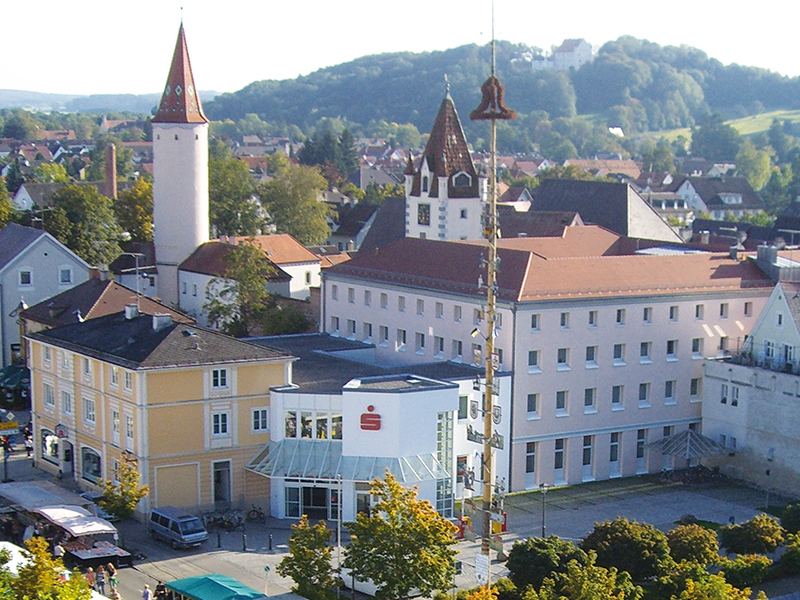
(321, 270, 771, 493)
(280, 261, 320, 301)
(0, 229, 90, 365)
(265, 370, 511, 522)
(153, 121, 209, 305)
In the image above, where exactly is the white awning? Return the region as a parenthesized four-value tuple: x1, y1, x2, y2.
(32, 505, 117, 537)
(246, 439, 449, 483)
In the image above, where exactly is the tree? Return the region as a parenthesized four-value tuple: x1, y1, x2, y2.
(719, 555, 771, 589)
(507, 536, 588, 591)
(204, 240, 275, 337)
(45, 184, 122, 266)
(536, 553, 642, 600)
(85, 136, 134, 181)
(277, 515, 336, 600)
(14, 536, 92, 600)
(580, 517, 672, 581)
(735, 139, 772, 191)
(99, 452, 149, 519)
(344, 471, 457, 600)
(641, 138, 676, 173)
(537, 165, 612, 183)
(115, 177, 153, 242)
(782, 502, 800, 535)
(656, 560, 763, 600)
(691, 113, 741, 161)
(209, 154, 265, 235)
(667, 524, 720, 565)
(0, 177, 13, 228)
(32, 163, 69, 183)
(257, 157, 331, 245)
(718, 513, 784, 555)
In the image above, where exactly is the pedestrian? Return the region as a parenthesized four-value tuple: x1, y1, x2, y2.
(142, 584, 153, 600)
(24, 435, 32, 457)
(155, 581, 167, 600)
(85, 567, 96, 590)
(107, 563, 118, 592)
(52, 541, 64, 559)
(111, 592, 122, 600)
(96, 565, 107, 595)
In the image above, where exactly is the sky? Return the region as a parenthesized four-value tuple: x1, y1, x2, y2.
(4, 0, 799, 97)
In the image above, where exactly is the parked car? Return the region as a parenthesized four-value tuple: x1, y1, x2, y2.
(80, 491, 120, 523)
(148, 506, 208, 549)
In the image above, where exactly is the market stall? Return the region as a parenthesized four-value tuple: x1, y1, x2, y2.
(30, 505, 131, 569)
(165, 574, 267, 600)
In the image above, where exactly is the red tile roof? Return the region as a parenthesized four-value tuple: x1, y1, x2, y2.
(152, 25, 208, 124)
(178, 241, 290, 280)
(329, 234, 773, 303)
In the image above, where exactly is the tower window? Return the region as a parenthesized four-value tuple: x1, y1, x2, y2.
(418, 203, 431, 226)
(422, 176, 429, 193)
(453, 172, 471, 187)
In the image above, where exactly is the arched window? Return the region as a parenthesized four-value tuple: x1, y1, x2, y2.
(81, 447, 102, 483)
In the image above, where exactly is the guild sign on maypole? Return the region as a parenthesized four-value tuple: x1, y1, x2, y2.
(469, 5, 516, 583)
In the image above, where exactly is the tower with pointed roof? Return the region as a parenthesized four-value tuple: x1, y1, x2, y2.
(404, 90, 485, 241)
(152, 24, 209, 305)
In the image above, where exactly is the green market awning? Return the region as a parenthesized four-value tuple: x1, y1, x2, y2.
(166, 574, 266, 600)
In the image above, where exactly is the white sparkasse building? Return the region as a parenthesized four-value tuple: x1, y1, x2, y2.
(320, 229, 774, 493)
(702, 258, 800, 496)
(245, 334, 511, 521)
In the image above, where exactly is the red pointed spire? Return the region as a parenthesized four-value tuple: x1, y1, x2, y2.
(152, 25, 208, 124)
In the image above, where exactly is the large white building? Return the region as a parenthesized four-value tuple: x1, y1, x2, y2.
(320, 227, 774, 492)
(152, 25, 210, 306)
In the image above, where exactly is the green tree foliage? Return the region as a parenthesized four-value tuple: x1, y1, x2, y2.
(719, 513, 784, 555)
(362, 183, 403, 205)
(506, 536, 588, 591)
(782, 502, 800, 535)
(779, 533, 800, 575)
(2, 111, 41, 140)
(32, 163, 69, 183)
(260, 303, 314, 336)
(85, 136, 134, 181)
(14, 536, 92, 600)
(735, 139, 773, 191)
(580, 517, 672, 581)
(114, 177, 153, 242)
(719, 555, 771, 589)
(209, 153, 264, 235)
(0, 177, 13, 228)
(667, 524, 720, 565)
(99, 452, 149, 519)
(535, 552, 642, 600)
(641, 138, 676, 173)
(691, 113, 741, 161)
(204, 240, 275, 337)
(761, 165, 793, 215)
(344, 471, 457, 600)
(45, 184, 122, 265)
(768, 119, 793, 163)
(298, 127, 359, 187)
(655, 560, 762, 600)
(257, 156, 331, 245)
(277, 515, 336, 600)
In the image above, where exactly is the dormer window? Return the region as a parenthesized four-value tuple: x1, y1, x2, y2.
(453, 172, 471, 187)
(422, 176, 429, 193)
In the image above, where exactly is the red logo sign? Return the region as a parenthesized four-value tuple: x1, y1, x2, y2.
(360, 405, 381, 431)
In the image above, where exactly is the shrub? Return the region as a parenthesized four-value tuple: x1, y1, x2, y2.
(580, 517, 673, 581)
(507, 536, 587, 591)
(779, 534, 800, 576)
(667, 523, 720, 565)
(719, 514, 784, 555)
(720, 554, 771, 588)
(782, 503, 800, 535)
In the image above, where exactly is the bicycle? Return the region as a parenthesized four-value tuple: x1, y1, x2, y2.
(247, 505, 267, 523)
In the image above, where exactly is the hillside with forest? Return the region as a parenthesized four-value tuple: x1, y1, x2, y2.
(206, 36, 800, 152)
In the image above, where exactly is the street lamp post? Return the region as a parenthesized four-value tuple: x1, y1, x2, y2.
(539, 483, 549, 537)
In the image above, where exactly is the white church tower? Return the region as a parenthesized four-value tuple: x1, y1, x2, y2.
(404, 90, 485, 241)
(152, 25, 209, 305)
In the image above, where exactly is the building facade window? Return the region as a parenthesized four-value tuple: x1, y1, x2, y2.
(638, 383, 650, 407)
(557, 348, 570, 370)
(612, 384, 624, 409)
(347, 288, 355, 303)
(111, 366, 119, 386)
(531, 313, 540, 331)
(585, 345, 598, 367)
(331, 285, 338, 300)
(434, 336, 444, 358)
(380, 293, 387, 309)
(613, 343, 625, 365)
(212, 368, 228, 389)
(744, 302, 753, 317)
(588, 310, 598, 327)
(396, 329, 407, 351)
(690, 378, 701, 398)
(560, 312, 569, 329)
(62, 391, 73, 415)
(212, 412, 229, 436)
(616, 308, 626, 325)
(81, 447, 102, 483)
(416, 299, 424, 315)
(44, 384, 55, 408)
(398, 296, 406, 312)
(642, 307, 652, 323)
(556, 390, 568, 415)
(526, 442, 536, 474)
(83, 397, 95, 424)
(124, 371, 132, 391)
(665, 380, 677, 404)
(454, 305, 462, 322)
(252, 408, 269, 432)
(19, 270, 32, 286)
(640, 342, 652, 363)
(666, 339, 678, 359)
(379, 326, 389, 347)
(528, 350, 540, 373)
(415, 332, 425, 354)
(364, 290, 371, 306)
(42, 429, 58, 464)
(669, 305, 679, 321)
(435, 302, 444, 319)
(59, 268, 72, 284)
(720, 303, 729, 318)
(363, 322, 373, 341)
(584, 388, 597, 412)
(527, 393, 539, 417)
(452, 340, 463, 360)
(417, 203, 431, 226)
(695, 304, 705, 320)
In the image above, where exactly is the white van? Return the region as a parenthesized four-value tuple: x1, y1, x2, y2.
(148, 507, 208, 549)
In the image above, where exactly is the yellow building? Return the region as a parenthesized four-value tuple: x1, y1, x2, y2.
(27, 305, 293, 518)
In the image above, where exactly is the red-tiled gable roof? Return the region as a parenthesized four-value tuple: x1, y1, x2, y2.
(564, 159, 642, 179)
(492, 225, 627, 257)
(21, 278, 194, 328)
(307, 246, 352, 268)
(178, 241, 290, 280)
(410, 93, 478, 199)
(152, 25, 208, 124)
(555, 39, 586, 53)
(249, 234, 320, 265)
(328, 236, 772, 304)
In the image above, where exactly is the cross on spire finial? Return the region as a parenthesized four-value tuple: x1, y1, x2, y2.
(444, 73, 450, 97)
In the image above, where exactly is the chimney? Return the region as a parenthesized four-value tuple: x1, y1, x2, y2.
(229, 235, 237, 246)
(124, 304, 139, 320)
(700, 230, 710, 245)
(98, 264, 110, 281)
(105, 143, 117, 200)
(152, 313, 173, 331)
